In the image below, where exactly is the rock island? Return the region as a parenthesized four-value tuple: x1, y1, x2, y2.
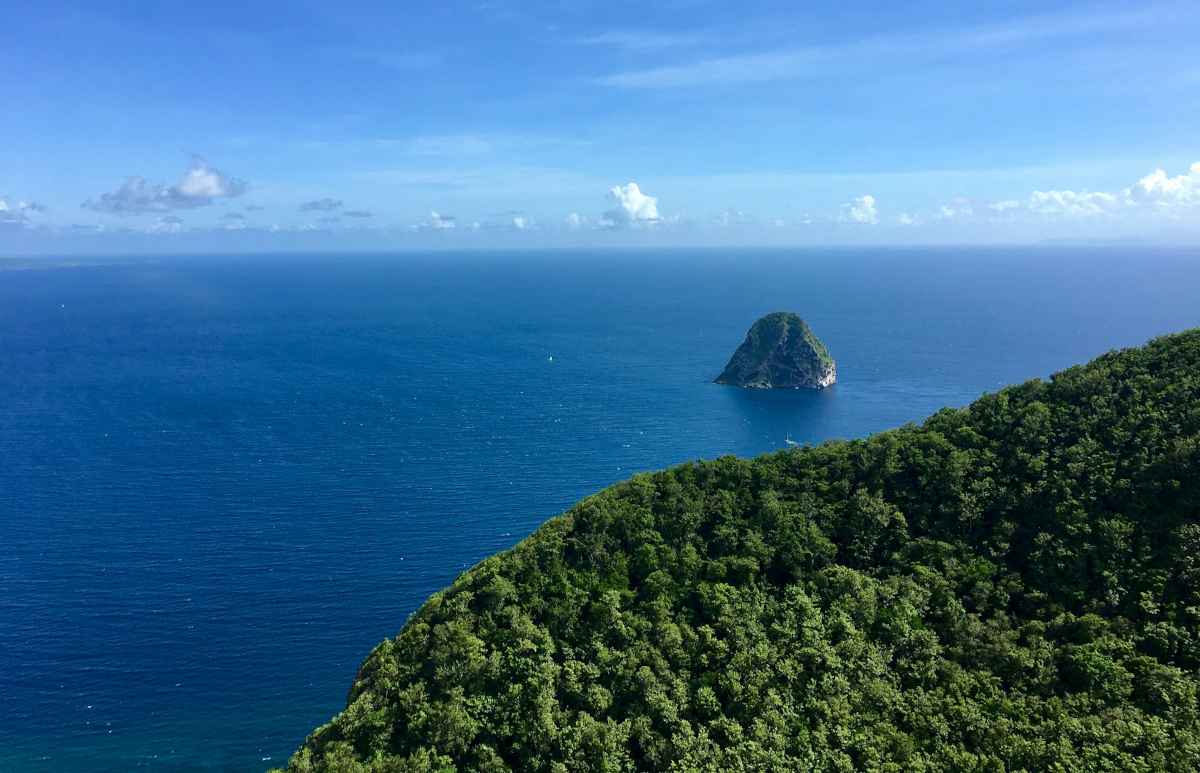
(714, 311, 836, 388)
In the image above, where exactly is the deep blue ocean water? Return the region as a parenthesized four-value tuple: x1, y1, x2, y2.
(2, 247, 1199, 772)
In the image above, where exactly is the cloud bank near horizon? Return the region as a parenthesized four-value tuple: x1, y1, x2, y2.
(9, 158, 1200, 245)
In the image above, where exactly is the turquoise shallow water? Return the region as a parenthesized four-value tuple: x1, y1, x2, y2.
(2, 247, 1199, 771)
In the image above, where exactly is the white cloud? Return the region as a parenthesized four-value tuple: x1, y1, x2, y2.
(512, 217, 529, 229)
(937, 198, 975, 219)
(896, 213, 922, 225)
(84, 156, 245, 213)
(840, 194, 877, 225)
(0, 200, 36, 226)
(413, 211, 456, 230)
(600, 183, 660, 228)
(1126, 162, 1198, 205)
(146, 215, 184, 234)
(565, 212, 585, 229)
(176, 162, 233, 199)
(1024, 189, 1118, 217)
(714, 209, 746, 227)
(976, 161, 1200, 222)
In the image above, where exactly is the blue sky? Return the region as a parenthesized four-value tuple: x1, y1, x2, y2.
(2, 0, 1199, 253)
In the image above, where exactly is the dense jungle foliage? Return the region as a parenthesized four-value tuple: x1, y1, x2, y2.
(278, 330, 1200, 773)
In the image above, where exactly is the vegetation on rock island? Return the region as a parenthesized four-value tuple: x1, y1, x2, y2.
(714, 311, 836, 389)
(277, 329, 1200, 773)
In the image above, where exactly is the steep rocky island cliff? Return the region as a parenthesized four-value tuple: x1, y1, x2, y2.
(714, 311, 835, 389)
(275, 330, 1200, 773)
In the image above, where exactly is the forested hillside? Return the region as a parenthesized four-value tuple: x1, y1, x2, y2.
(278, 330, 1200, 773)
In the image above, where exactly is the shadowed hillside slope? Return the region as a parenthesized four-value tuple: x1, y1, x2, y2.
(278, 330, 1200, 773)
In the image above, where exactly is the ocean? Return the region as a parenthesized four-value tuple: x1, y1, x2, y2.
(2, 247, 1199, 771)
